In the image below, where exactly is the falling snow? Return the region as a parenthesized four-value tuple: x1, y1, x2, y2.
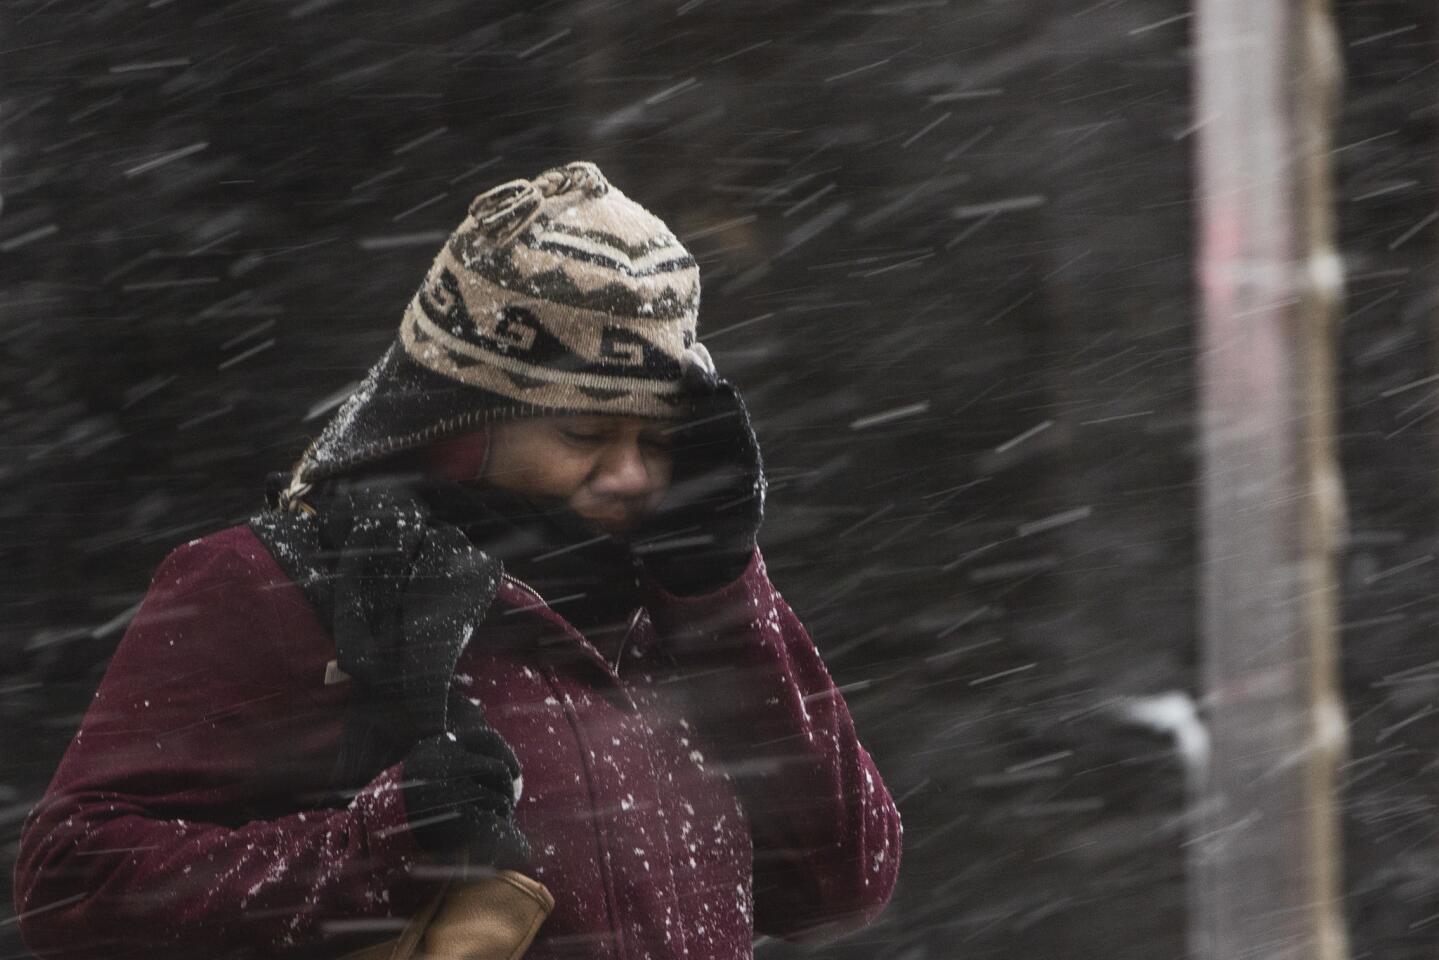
(1, 2, 1435, 959)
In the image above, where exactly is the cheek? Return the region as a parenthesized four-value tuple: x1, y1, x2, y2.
(519, 456, 591, 499)
(647, 453, 674, 496)
(485, 433, 592, 498)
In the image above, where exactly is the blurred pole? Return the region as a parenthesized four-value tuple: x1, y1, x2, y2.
(1191, 0, 1349, 959)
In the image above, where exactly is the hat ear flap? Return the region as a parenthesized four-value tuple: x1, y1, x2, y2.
(420, 428, 492, 484)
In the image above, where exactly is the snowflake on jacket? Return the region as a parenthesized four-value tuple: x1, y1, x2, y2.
(15, 527, 901, 960)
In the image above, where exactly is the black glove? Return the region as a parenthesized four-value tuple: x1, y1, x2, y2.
(400, 695, 531, 869)
(323, 479, 503, 746)
(631, 376, 766, 595)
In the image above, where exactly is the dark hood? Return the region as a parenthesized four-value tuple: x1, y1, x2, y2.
(291, 342, 547, 488)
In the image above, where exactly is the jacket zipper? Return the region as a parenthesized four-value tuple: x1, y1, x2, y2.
(501, 573, 643, 676)
(612, 608, 644, 668)
(500, 572, 548, 610)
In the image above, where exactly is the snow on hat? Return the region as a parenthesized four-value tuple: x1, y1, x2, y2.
(282, 161, 714, 508)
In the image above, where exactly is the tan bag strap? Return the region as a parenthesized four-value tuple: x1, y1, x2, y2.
(338, 859, 554, 960)
(389, 880, 453, 960)
(337, 877, 451, 960)
(419, 869, 555, 960)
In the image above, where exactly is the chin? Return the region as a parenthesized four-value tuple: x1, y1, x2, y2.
(580, 513, 635, 536)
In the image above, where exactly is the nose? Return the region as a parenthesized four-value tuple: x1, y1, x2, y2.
(589, 440, 654, 499)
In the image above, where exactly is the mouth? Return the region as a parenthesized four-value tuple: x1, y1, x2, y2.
(579, 508, 638, 535)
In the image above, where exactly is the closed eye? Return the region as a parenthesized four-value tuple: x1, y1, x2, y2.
(560, 428, 605, 445)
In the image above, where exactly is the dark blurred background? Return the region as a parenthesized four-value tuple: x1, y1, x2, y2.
(2, 1, 1435, 957)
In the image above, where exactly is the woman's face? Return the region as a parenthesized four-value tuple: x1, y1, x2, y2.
(482, 416, 674, 535)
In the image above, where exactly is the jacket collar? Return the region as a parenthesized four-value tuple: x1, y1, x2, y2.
(493, 574, 650, 713)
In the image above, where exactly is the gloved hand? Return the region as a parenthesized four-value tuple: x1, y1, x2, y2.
(631, 375, 766, 595)
(323, 479, 504, 746)
(400, 694, 531, 870)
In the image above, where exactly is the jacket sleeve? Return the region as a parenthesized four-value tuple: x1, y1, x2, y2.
(13, 535, 438, 959)
(642, 549, 902, 944)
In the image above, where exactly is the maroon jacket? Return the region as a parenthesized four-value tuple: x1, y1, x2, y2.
(14, 525, 901, 959)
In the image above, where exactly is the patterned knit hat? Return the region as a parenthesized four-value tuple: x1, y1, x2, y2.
(283, 161, 713, 507)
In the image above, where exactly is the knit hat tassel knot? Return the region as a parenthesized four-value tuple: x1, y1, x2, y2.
(470, 162, 611, 247)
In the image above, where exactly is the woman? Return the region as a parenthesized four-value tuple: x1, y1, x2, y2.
(14, 162, 902, 960)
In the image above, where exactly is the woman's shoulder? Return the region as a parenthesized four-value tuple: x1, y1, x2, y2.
(150, 523, 296, 599)
(119, 523, 332, 682)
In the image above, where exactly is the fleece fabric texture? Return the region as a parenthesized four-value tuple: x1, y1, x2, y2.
(14, 526, 902, 960)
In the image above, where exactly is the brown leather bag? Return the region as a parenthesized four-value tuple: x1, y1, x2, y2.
(341, 870, 555, 960)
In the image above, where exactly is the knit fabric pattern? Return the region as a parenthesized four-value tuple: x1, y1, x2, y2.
(291, 162, 705, 491)
(403, 164, 700, 412)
